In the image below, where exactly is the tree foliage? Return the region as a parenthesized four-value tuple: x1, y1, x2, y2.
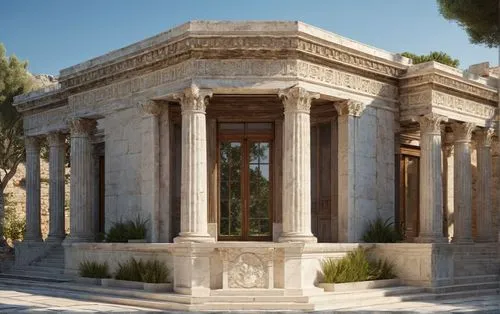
(437, 0, 499, 48)
(401, 51, 460, 68)
(0, 43, 33, 239)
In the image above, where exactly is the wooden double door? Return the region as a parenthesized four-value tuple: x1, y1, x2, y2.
(218, 123, 273, 241)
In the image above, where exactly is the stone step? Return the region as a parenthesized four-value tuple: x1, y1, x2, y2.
(8, 269, 66, 279)
(33, 261, 65, 267)
(0, 272, 71, 283)
(428, 281, 500, 294)
(309, 286, 427, 303)
(14, 265, 65, 274)
(453, 275, 499, 284)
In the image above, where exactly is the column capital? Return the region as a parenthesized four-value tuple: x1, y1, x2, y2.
(334, 99, 366, 117)
(451, 122, 476, 142)
(418, 113, 448, 133)
(474, 127, 495, 147)
(279, 86, 319, 113)
(47, 132, 66, 147)
(137, 99, 163, 116)
(173, 84, 212, 113)
(69, 118, 97, 137)
(25, 136, 41, 152)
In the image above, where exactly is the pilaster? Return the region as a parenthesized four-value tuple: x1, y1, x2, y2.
(335, 99, 366, 242)
(172, 84, 214, 243)
(451, 122, 475, 244)
(137, 99, 163, 242)
(24, 136, 42, 242)
(46, 132, 66, 243)
(65, 118, 96, 243)
(415, 113, 448, 243)
(278, 87, 319, 243)
(475, 128, 495, 242)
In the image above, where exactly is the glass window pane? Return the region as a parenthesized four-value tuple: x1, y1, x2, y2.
(220, 123, 244, 131)
(250, 142, 270, 164)
(247, 123, 273, 131)
(219, 141, 242, 237)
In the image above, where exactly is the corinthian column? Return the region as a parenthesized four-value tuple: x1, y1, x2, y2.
(451, 122, 475, 243)
(442, 132, 454, 241)
(137, 99, 162, 242)
(66, 118, 96, 243)
(47, 132, 66, 242)
(416, 113, 448, 243)
(335, 99, 366, 242)
(24, 136, 42, 242)
(475, 128, 495, 242)
(173, 85, 214, 243)
(278, 87, 319, 243)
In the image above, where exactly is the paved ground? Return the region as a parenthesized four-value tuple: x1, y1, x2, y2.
(0, 284, 500, 313)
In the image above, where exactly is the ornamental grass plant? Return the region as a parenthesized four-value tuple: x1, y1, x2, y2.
(321, 248, 395, 284)
(140, 259, 170, 283)
(105, 215, 148, 242)
(78, 260, 110, 278)
(362, 216, 402, 243)
(115, 257, 143, 281)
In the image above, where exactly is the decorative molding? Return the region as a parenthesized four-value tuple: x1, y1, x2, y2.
(418, 113, 448, 134)
(47, 132, 66, 147)
(451, 122, 475, 142)
(431, 91, 496, 121)
(279, 86, 319, 113)
(136, 99, 162, 116)
(475, 128, 495, 147)
(172, 84, 213, 113)
(335, 99, 366, 117)
(69, 118, 97, 137)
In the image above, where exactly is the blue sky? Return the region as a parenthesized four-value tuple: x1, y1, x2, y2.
(1, 0, 497, 75)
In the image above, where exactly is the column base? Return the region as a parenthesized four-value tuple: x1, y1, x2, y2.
(23, 234, 43, 243)
(414, 235, 448, 243)
(278, 233, 317, 243)
(451, 237, 474, 244)
(62, 234, 95, 244)
(174, 233, 215, 243)
(46, 234, 66, 243)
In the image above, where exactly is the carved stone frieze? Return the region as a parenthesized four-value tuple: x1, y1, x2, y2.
(335, 99, 366, 117)
(418, 113, 448, 134)
(431, 91, 496, 120)
(172, 84, 212, 113)
(279, 86, 319, 113)
(136, 99, 162, 116)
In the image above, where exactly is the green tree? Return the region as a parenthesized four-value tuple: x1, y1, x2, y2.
(437, 0, 499, 48)
(0, 43, 33, 241)
(401, 51, 460, 68)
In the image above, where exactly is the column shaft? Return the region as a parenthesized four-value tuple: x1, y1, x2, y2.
(67, 119, 96, 242)
(47, 133, 66, 242)
(416, 114, 447, 243)
(475, 128, 495, 242)
(278, 87, 319, 243)
(173, 85, 214, 243)
(451, 122, 475, 243)
(24, 137, 42, 242)
(442, 136, 454, 241)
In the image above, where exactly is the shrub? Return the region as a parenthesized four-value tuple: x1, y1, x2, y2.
(2, 193, 25, 241)
(79, 260, 110, 278)
(115, 257, 143, 281)
(362, 216, 402, 243)
(105, 215, 148, 242)
(321, 248, 395, 283)
(140, 259, 170, 283)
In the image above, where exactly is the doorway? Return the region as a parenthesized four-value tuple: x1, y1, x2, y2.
(218, 123, 273, 241)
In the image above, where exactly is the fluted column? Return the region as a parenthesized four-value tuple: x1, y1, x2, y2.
(335, 99, 366, 242)
(442, 132, 454, 241)
(278, 87, 319, 243)
(66, 118, 96, 243)
(173, 84, 214, 243)
(137, 99, 162, 243)
(451, 122, 475, 243)
(416, 113, 448, 243)
(24, 136, 42, 242)
(475, 128, 495, 242)
(47, 132, 66, 242)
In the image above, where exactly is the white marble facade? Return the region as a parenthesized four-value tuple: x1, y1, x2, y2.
(12, 21, 499, 297)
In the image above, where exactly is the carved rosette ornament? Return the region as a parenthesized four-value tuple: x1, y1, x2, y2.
(279, 86, 319, 113)
(418, 113, 448, 134)
(136, 99, 162, 116)
(451, 122, 476, 142)
(69, 118, 97, 137)
(173, 84, 213, 113)
(334, 99, 366, 117)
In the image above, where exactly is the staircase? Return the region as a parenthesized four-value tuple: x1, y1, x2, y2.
(0, 245, 72, 283)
